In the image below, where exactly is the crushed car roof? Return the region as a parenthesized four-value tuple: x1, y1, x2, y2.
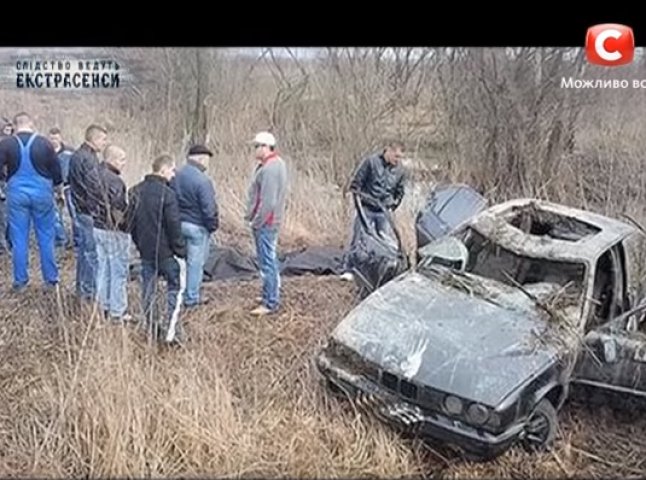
(468, 198, 637, 263)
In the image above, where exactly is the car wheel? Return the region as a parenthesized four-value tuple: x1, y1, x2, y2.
(521, 399, 558, 453)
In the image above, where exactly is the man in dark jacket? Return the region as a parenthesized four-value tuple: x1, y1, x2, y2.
(127, 154, 187, 345)
(68, 124, 108, 300)
(170, 144, 218, 308)
(341, 140, 407, 281)
(1, 118, 13, 137)
(0, 112, 62, 290)
(0, 117, 13, 255)
(49, 127, 77, 250)
(94, 145, 131, 323)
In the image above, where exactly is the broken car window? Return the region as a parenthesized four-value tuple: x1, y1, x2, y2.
(458, 227, 586, 300)
(506, 204, 601, 242)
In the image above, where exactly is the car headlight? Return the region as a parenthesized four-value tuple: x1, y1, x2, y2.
(488, 411, 501, 429)
(466, 403, 489, 425)
(444, 395, 464, 415)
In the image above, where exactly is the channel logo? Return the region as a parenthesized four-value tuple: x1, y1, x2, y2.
(586, 24, 634, 66)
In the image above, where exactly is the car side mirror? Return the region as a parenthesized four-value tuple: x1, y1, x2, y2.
(602, 337, 618, 363)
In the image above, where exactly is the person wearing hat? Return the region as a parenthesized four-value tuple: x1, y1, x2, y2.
(244, 131, 288, 316)
(170, 144, 219, 308)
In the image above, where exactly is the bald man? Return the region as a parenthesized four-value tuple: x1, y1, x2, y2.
(68, 124, 108, 301)
(94, 145, 131, 322)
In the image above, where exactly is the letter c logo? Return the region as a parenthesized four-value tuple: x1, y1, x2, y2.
(595, 28, 623, 62)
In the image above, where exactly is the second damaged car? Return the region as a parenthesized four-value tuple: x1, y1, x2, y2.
(316, 197, 646, 460)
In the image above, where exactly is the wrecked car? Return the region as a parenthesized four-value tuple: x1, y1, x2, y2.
(317, 196, 646, 460)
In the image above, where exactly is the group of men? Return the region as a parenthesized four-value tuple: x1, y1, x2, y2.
(0, 111, 408, 346)
(0, 112, 290, 346)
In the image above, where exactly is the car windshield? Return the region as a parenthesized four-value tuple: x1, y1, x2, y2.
(452, 226, 587, 302)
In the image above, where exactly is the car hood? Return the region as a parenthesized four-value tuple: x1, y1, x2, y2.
(332, 269, 570, 407)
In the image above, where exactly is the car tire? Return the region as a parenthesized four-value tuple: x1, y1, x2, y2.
(521, 398, 558, 453)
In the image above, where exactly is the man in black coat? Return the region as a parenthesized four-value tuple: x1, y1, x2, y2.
(68, 124, 108, 300)
(0, 117, 13, 255)
(127, 154, 187, 345)
(340, 140, 408, 281)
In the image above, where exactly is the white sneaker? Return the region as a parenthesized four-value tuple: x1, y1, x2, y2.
(340, 272, 354, 281)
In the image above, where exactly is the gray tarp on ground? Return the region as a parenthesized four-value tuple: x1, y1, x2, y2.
(130, 245, 346, 282)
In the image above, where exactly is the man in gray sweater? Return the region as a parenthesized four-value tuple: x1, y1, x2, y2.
(244, 131, 288, 316)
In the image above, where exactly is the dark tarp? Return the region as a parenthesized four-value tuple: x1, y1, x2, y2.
(280, 246, 346, 277)
(130, 245, 346, 282)
(203, 244, 346, 281)
(203, 245, 259, 281)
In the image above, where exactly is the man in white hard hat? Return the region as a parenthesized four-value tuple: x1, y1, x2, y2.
(244, 131, 288, 316)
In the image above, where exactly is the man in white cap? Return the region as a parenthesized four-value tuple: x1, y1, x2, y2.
(244, 131, 288, 316)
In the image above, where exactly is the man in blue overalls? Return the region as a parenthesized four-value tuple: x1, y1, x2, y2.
(0, 112, 63, 290)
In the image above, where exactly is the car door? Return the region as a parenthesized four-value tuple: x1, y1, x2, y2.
(415, 183, 487, 251)
(348, 193, 409, 297)
(573, 301, 646, 398)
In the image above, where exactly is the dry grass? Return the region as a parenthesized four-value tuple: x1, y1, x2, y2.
(2, 47, 646, 478)
(0, 254, 426, 478)
(1, 253, 646, 478)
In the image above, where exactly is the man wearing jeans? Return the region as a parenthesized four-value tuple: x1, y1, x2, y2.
(244, 131, 288, 316)
(127, 155, 187, 345)
(68, 125, 108, 301)
(48, 128, 77, 250)
(170, 144, 218, 308)
(94, 145, 131, 322)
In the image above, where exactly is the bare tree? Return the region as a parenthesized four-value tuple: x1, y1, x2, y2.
(191, 48, 210, 146)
